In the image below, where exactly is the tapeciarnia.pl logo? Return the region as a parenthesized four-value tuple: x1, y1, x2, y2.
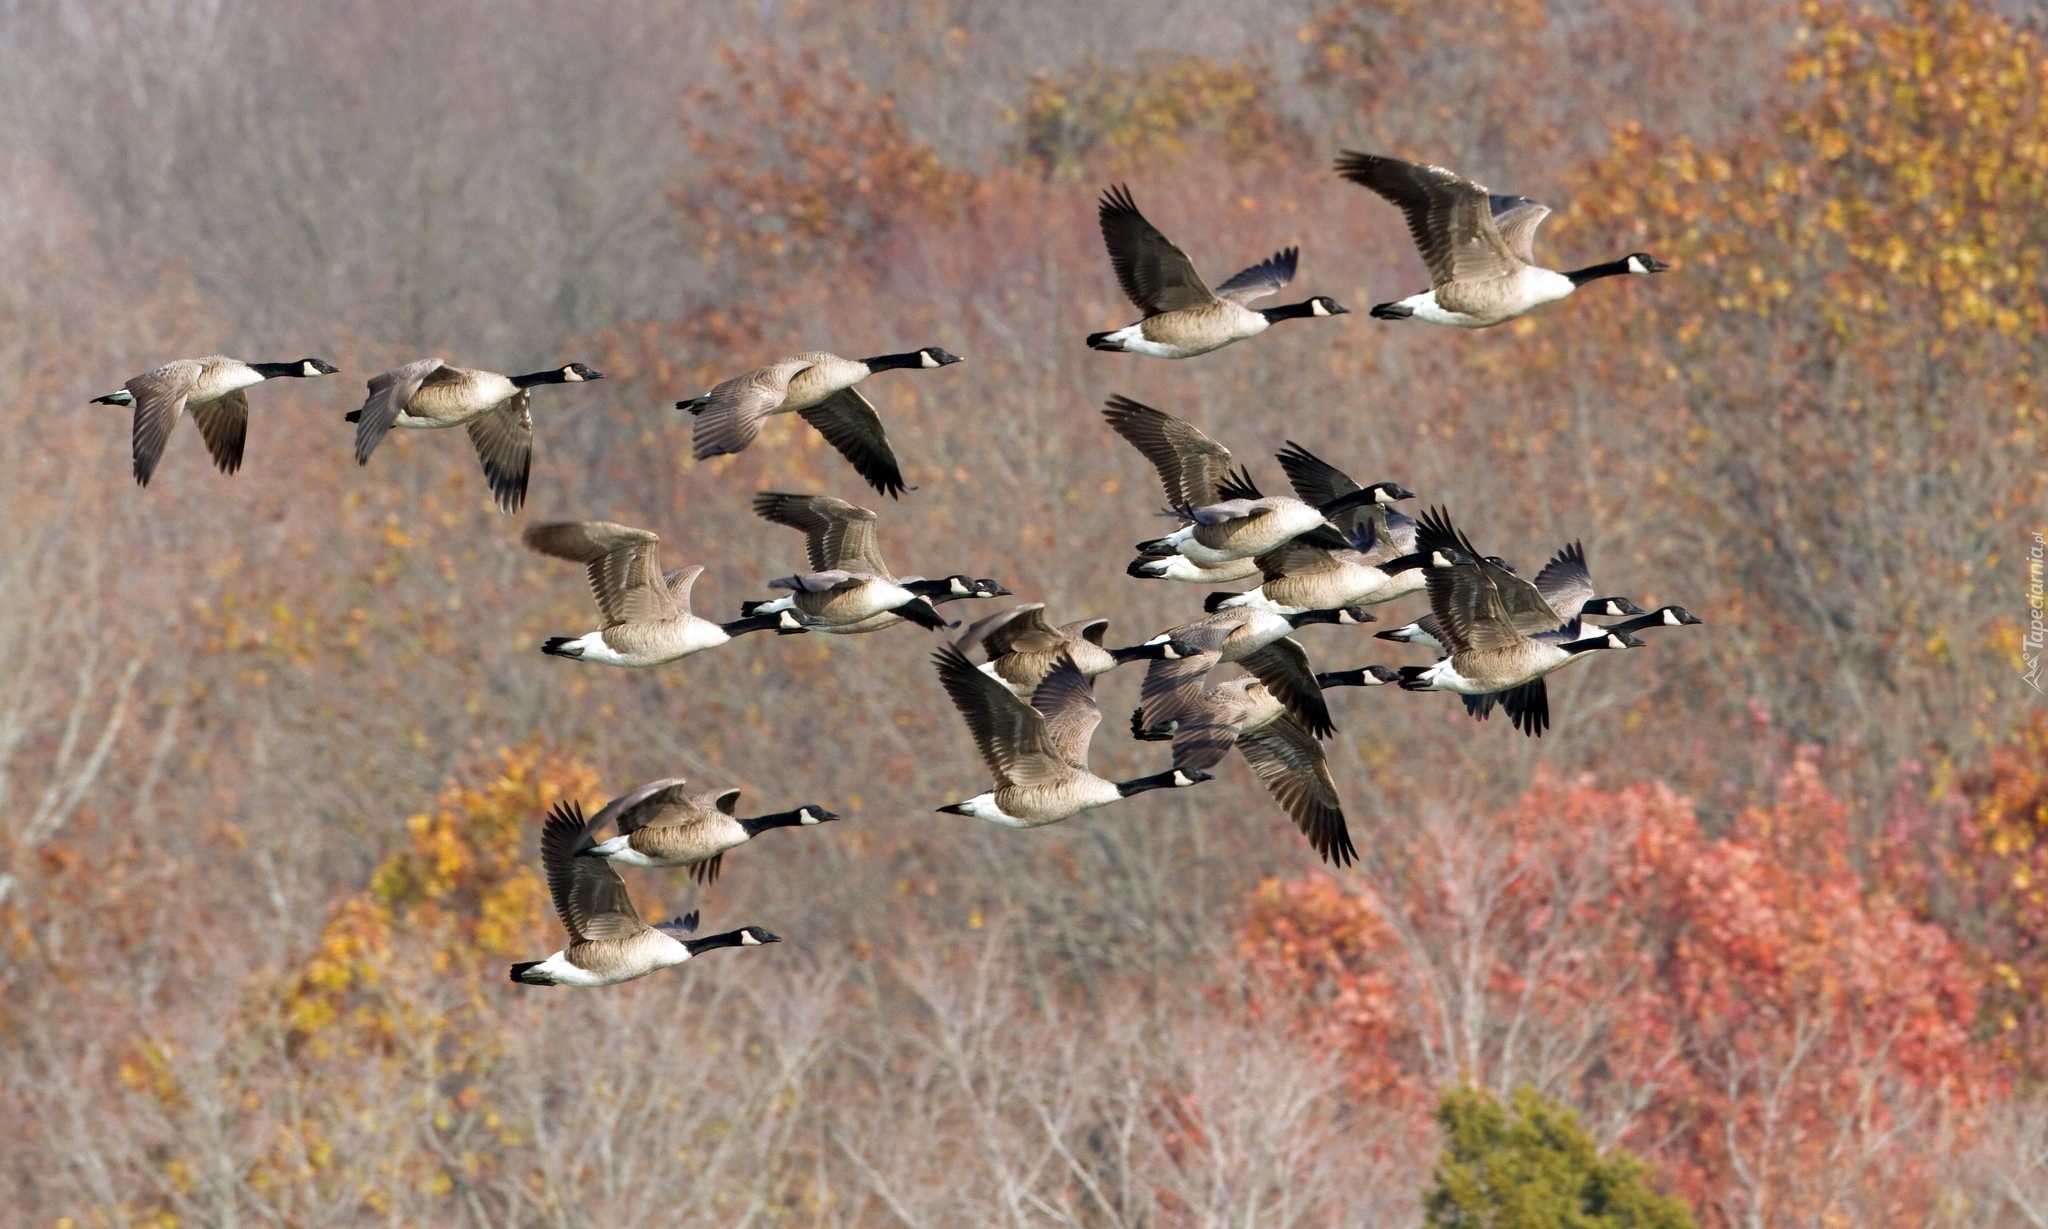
(2026, 530, 2045, 694)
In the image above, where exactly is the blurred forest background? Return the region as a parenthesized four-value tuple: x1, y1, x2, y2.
(1, 0, 2044, 1223)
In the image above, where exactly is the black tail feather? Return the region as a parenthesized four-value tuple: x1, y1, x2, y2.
(1202, 591, 1243, 613)
(1370, 302, 1413, 320)
(1087, 331, 1122, 351)
(541, 637, 583, 659)
(509, 961, 552, 985)
(1395, 665, 1431, 690)
(344, 408, 361, 423)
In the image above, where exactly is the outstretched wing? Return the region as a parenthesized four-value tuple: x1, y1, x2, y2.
(1334, 152, 1518, 286)
(1212, 246, 1298, 306)
(1102, 395, 1237, 509)
(189, 389, 250, 476)
(522, 521, 683, 626)
(1237, 716, 1354, 867)
(1029, 656, 1102, 770)
(540, 800, 644, 941)
(464, 390, 533, 513)
(1098, 184, 1216, 314)
(355, 358, 450, 465)
(797, 388, 909, 499)
(126, 359, 201, 486)
(687, 357, 815, 460)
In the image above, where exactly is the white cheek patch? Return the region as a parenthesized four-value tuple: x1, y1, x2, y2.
(920, 351, 940, 368)
(301, 361, 319, 376)
(799, 809, 821, 825)
(562, 368, 584, 381)
(1311, 300, 1331, 317)
(1627, 256, 1649, 274)
(740, 931, 762, 946)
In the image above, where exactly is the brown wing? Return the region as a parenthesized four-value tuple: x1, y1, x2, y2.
(687, 357, 814, 460)
(126, 359, 201, 486)
(1490, 197, 1553, 266)
(1212, 246, 1298, 306)
(540, 801, 645, 941)
(1426, 563, 1526, 654)
(1334, 152, 1517, 286)
(1237, 638, 1335, 740)
(592, 778, 692, 835)
(751, 491, 889, 575)
(1102, 395, 1237, 508)
(1098, 184, 1217, 314)
(1028, 656, 1102, 770)
(522, 521, 682, 626)
(1138, 627, 1225, 734)
(354, 358, 449, 465)
(189, 389, 249, 476)
(934, 645, 1059, 787)
(796, 388, 909, 499)
(953, 604, 1047, 660)
(1236, 717, 1354, 867)
(464, 390, 533, 513)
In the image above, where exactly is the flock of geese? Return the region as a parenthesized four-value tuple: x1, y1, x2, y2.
(94, 154, 1696, 988)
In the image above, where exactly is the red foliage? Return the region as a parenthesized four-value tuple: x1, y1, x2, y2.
(1242, 760, 1987, 1224)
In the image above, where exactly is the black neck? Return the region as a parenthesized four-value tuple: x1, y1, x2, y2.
(1289, 607, 1363, 627)
(248, 361, 313, 379)
(903, 577, 968, 602)
(741, 808, 813, 835)
(1562, 631, 1618, 654)
(509, 368, 571, 388)
(861, 351, 927, 372)
(1117, 769, 1190, 797)
(683, 929, 756, 955)
(1108, 641, 1172, 664)
(722, 612, 792, 637)
(1564, 258, 1634, 286)
(1258, 299, 1323, 323)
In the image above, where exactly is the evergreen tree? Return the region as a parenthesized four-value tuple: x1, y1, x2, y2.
(1425, 1086, 1697, 1229)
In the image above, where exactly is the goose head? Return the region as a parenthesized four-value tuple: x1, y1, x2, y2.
(1624, 253, 1669, 275)
(299, 358, 341, 377)
(918, 347, 964, 368)
(556, 362, 605, 382)
(1583, 596, 1644, 617)
(1308, 296, 1350, 317)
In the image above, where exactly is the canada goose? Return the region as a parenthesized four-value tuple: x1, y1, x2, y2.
(1106, 397, 1402, 567)
(1088, 186, 1348, 358)
(1394, 538, 1644, 735)
(1313, 663, 1403, 689)
(524, 520, 792, 666)
(934, 648, 1210, 827)
(576, 780, 841, 884)
(739, 492, 1009, 634)
(1130, 676, 1355, 866)
(1136, 606, 1372, 743)
(678, 348, 960, 498)
(1462, 606, 1702, 730)
(510, 801, 779, 987)
(1335, 152, 1668, 328)
(93, 355, 338, 486)
(349, 358, 603, 513)
(1377, 521, 1641, 651)
(952, 603, 1190, 695)
(1205, 441, 1428, 613)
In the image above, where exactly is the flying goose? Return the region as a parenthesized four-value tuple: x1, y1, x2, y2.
(1377, 522, 1641, 652)
(1130, 675, 1356, 866)
(524, 519, 792, 666)
(739, 492, 1009, 634)
(1088, 185, 1348, 358)
(934, 647, 1210, 827)
(93, 355, 339, 486)
(678, 348, 960, 498)
(1135, 606, 1372, 744)
(575, 780, 841, 884)
(952, 603, 1190, 695)
(510, 801, 779, 987)
(1335, 152, 1668, 328)
(1462, 605, 1703, 731)
(349, 358, 603, 513)
(1394, 535, 1644, 735)
(1204, 444, 1425, 614)
(1106, 397, 1404, 568)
